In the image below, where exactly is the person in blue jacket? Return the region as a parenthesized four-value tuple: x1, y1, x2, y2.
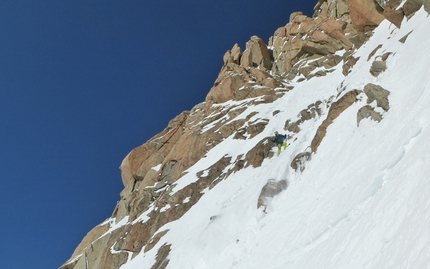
(272, 131, 287, 156)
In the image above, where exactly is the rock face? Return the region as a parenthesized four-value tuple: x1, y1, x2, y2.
(269, 14, 354, 77)
(62, 0, 428, 268)
(383, 0, 404, 28)
(347, 0, 385, 31)
(241, 36, 272, 71)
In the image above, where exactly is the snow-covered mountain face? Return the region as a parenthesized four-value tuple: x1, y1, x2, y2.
(61, 2, 430, 269)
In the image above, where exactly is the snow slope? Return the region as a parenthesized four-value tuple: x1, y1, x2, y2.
(122, 9, 430, 269)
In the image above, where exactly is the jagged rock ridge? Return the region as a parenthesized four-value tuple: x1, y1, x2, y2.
(60, 0, 430, 268)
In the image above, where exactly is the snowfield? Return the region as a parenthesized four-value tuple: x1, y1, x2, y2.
(121, 9, 430, 269)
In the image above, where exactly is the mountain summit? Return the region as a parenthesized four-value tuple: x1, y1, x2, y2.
(61, 0, 430, 268)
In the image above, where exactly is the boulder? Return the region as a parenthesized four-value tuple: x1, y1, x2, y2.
(357, 105, 383, 125)
(370, 60, 387, 76)
(363, 83, 390, 111)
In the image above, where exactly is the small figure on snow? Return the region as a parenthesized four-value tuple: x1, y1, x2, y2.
(272, 131, 287, 156)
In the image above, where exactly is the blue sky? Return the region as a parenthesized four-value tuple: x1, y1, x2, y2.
(0, 1, 315, 268)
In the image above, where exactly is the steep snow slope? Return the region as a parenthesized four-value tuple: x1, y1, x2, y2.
(122, 10, 430, 269)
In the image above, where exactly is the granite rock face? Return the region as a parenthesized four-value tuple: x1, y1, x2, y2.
(61, 0, 423, 268)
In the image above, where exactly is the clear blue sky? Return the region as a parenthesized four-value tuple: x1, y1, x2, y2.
(0, 1, 315, 268)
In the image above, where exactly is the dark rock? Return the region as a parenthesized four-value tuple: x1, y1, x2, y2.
(384, 0, 404, 28)
(151, 243, 171, 269)
(404, 0, 423, 18)
(245, 138, 275, 168)
(357, 105, 383, 125)
(370, 60, 387, 76)
(399, 30, 413, 43)
(363, 83, 390, 111)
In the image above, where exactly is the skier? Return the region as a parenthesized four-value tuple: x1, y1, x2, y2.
(272, 131, 287, 156)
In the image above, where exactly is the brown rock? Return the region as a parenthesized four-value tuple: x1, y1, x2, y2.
(151, 243, 171, 269)
(240, 36, 272, 71)
(357, 105, 383, 125)
(245, 138, 275, 168)
(425, 0, 430, 13)
(101, 251, 129, 269)
(206, 60, 282, 103)
(285, 119, 301, 133)
(399, 30, 413, 43)
(369, 60, 387, 76)
(59, 221, 112, 269)
(342, 54, 360, 76)
(311, 90, 361, 152)
(271, 14, 355, 76)
(117, 222, 149, 253)
(404, 0, 424, 18)
(314, 0, 351, 21)
(119, 111, 188, 189)
(384, 0, 404, 28)
(363, 83, 390, 111)
(367, 44, 383, 61)
(347, 0, 385, 31)
(289, 11, 303, 22)
(223, 44, 242, 65)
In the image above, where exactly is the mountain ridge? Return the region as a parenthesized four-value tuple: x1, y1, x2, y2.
(61, 0, 430, 268)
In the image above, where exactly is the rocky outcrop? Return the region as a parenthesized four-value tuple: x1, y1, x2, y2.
(363, 83, 390, 111)
(240, 36, 272, 71)
(284, 101, 324, 133)
(205, 59, 283, 103)
(383, 0, 404, 28)
(370, 60, 387, 76)
(369, 51, 390, 76)
(347, 0, 385, 32)
(357, 83, 390, 125)
(270, 14, 354, 77)
(399, 30, 414, 43)
(383, 0, 430, 29)
(314, 0, 351, 22)
(404, 0, 425, 18)
(206, 36, 286, 104)
(311, 90, 361, 152)
(357, 105, 383, 124)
